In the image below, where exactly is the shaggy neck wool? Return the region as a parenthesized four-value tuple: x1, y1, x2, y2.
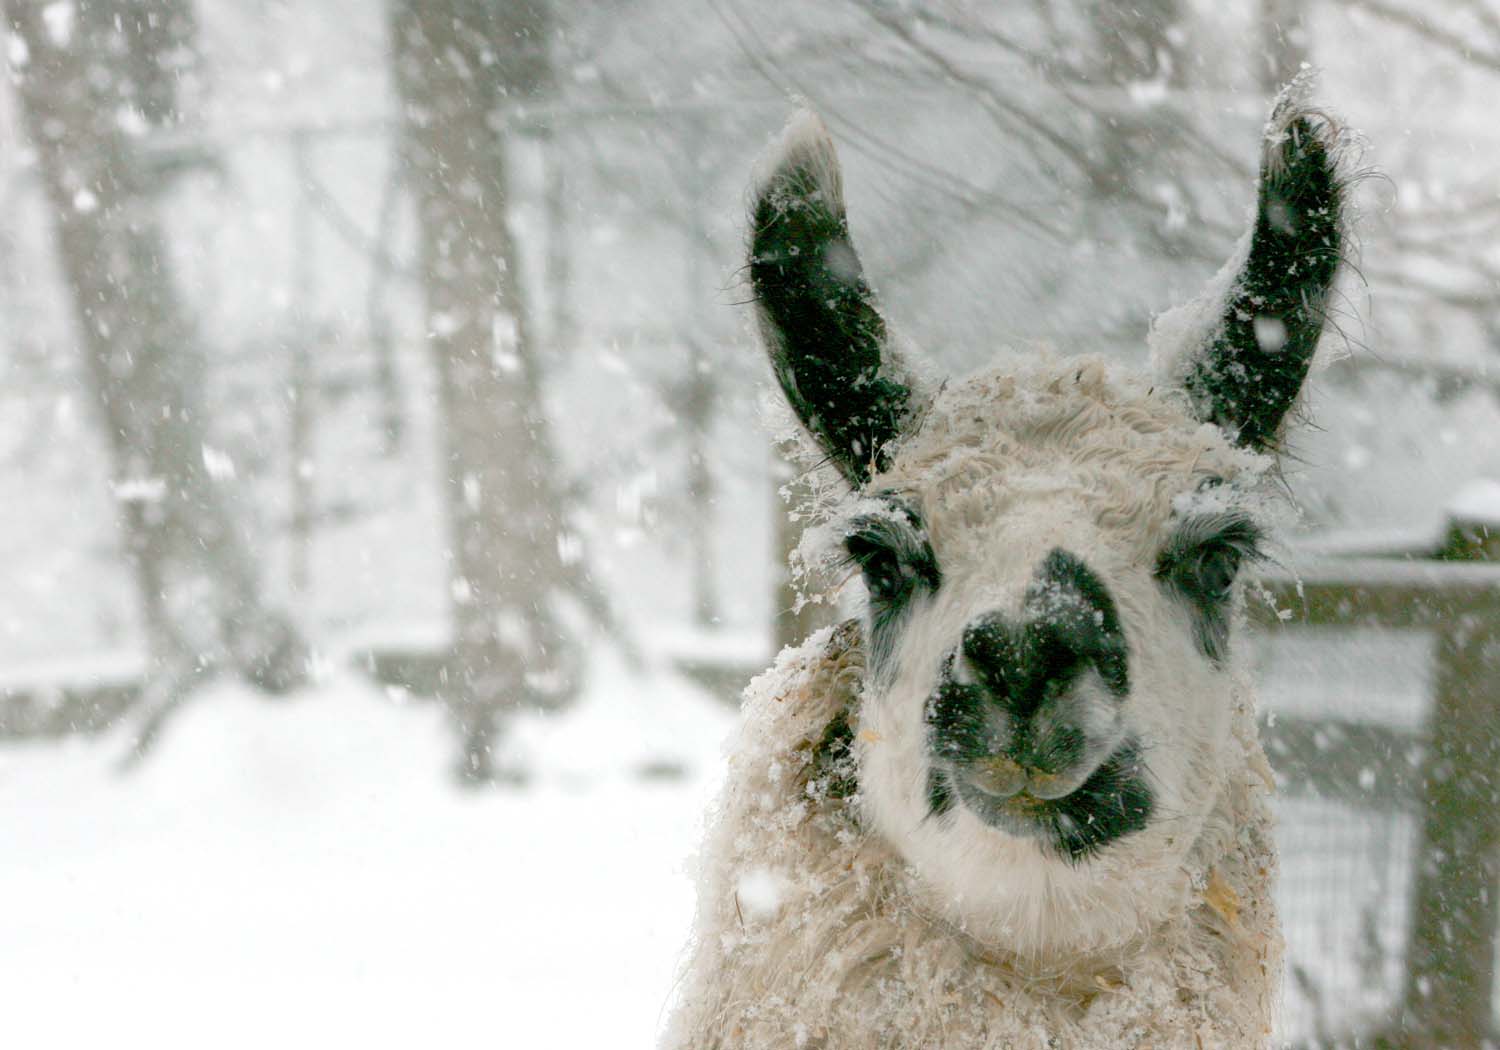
(663, 621, 1282, 1050)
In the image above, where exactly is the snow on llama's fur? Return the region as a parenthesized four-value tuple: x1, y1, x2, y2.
(665, 83, 1351, 1050)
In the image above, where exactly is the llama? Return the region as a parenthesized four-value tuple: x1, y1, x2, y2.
(664, 85, 1348, 1050)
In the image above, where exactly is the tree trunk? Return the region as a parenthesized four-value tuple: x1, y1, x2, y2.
(1090, 0, 1183, 200)
(287, 131, 318, 598)
(1259, 0, 1309, 95)
(4, 0, 306, 752)
(389, 0, 581, 782)
(366, 147, 407, 455)
(683, 341, 718, 628)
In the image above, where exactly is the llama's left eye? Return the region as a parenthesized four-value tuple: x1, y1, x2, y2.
(1152, 528, 1260, 660)
(1155, 515, 1264, 663)
(865, 554, 913, 604)
(1164, 540, 1247, 609)
(1155, 515, 1263, 603)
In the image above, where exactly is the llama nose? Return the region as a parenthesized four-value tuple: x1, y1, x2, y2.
(960, 548, 1130, 715)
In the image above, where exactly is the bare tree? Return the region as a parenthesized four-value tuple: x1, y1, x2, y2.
(1089, 0, 1185, 199)
(389, 0, 593, 782)
(1260, 0, 1310, 92)
(3, 0, 306, 756)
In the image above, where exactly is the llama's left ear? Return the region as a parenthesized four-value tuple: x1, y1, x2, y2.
(749, 111, 921, 487)
(1170, 89, 1346, 451)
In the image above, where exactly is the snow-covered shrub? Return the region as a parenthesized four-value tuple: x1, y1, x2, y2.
(665, 83, 1351, 1049)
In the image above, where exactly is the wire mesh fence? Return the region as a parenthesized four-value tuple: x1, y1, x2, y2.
(1253, 625, 1428, 1044)
(1252, 522, 1500, 1048)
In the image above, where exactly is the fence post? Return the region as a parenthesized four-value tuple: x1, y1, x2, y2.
(1400, 489, 1500, 1048)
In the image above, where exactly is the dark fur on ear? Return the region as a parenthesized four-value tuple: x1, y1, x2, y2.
(749, 111, 915, 486)
(1183, 88, 1346, 451)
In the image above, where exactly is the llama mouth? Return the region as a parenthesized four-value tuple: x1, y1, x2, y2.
(929, 740, 1154, 861)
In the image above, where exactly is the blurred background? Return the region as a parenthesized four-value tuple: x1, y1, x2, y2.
(2, 1, 1499, 1047)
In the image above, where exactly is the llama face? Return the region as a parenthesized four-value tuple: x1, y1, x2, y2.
(748, 94, 1343, 951)
(849, 363, 1269, 949)
(854, 367, 1258, 864)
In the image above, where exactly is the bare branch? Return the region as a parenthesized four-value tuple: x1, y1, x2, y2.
(1336, 0, 1500, 74)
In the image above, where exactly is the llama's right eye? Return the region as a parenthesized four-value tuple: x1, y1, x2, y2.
(844, 502, 940, 613)
(863, 551, 910, 604)
(846, 536, 909, 605)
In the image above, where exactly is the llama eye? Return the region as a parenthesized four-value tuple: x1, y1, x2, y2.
(1156, 539, 1248, 666)
(844, 502, 941, 615)
(1155, 514, 1263, 602)
(1154, 515, 1264, 665)
(1189, 544, 1242, 602)
(847, 537, 909, 605)
(865, 555, 913, 604)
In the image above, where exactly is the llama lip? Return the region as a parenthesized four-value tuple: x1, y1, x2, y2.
(939, 740, 1156, 860)
(962, 755, 1089, 803)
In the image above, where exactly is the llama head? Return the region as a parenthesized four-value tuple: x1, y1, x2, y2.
(748, 92, 1345, 956)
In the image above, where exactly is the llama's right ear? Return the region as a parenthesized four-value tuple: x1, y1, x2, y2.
(749, 111, 917, 487)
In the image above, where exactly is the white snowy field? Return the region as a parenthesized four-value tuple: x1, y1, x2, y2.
(0, 629, 1430, 1049)
(0, 659, 734, 1050)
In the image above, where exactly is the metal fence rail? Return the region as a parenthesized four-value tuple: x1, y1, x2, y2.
(1254, 509, 1500, 1050)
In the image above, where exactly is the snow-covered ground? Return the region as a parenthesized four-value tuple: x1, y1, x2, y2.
(0, 626, 1439, 1048)
(0, 659, 733, 1050)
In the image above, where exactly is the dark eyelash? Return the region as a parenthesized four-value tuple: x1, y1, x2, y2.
(843, 525, 909, 597)
(843, 525, 896, 568)
(1154, 514, 1265, 576)
(842, 511, 941, 596)
(1155, 513, 1265, 664)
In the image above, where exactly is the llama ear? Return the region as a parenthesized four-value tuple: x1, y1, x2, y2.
(749, 111, 918, 486)
(1174, 89, 1346, 451)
